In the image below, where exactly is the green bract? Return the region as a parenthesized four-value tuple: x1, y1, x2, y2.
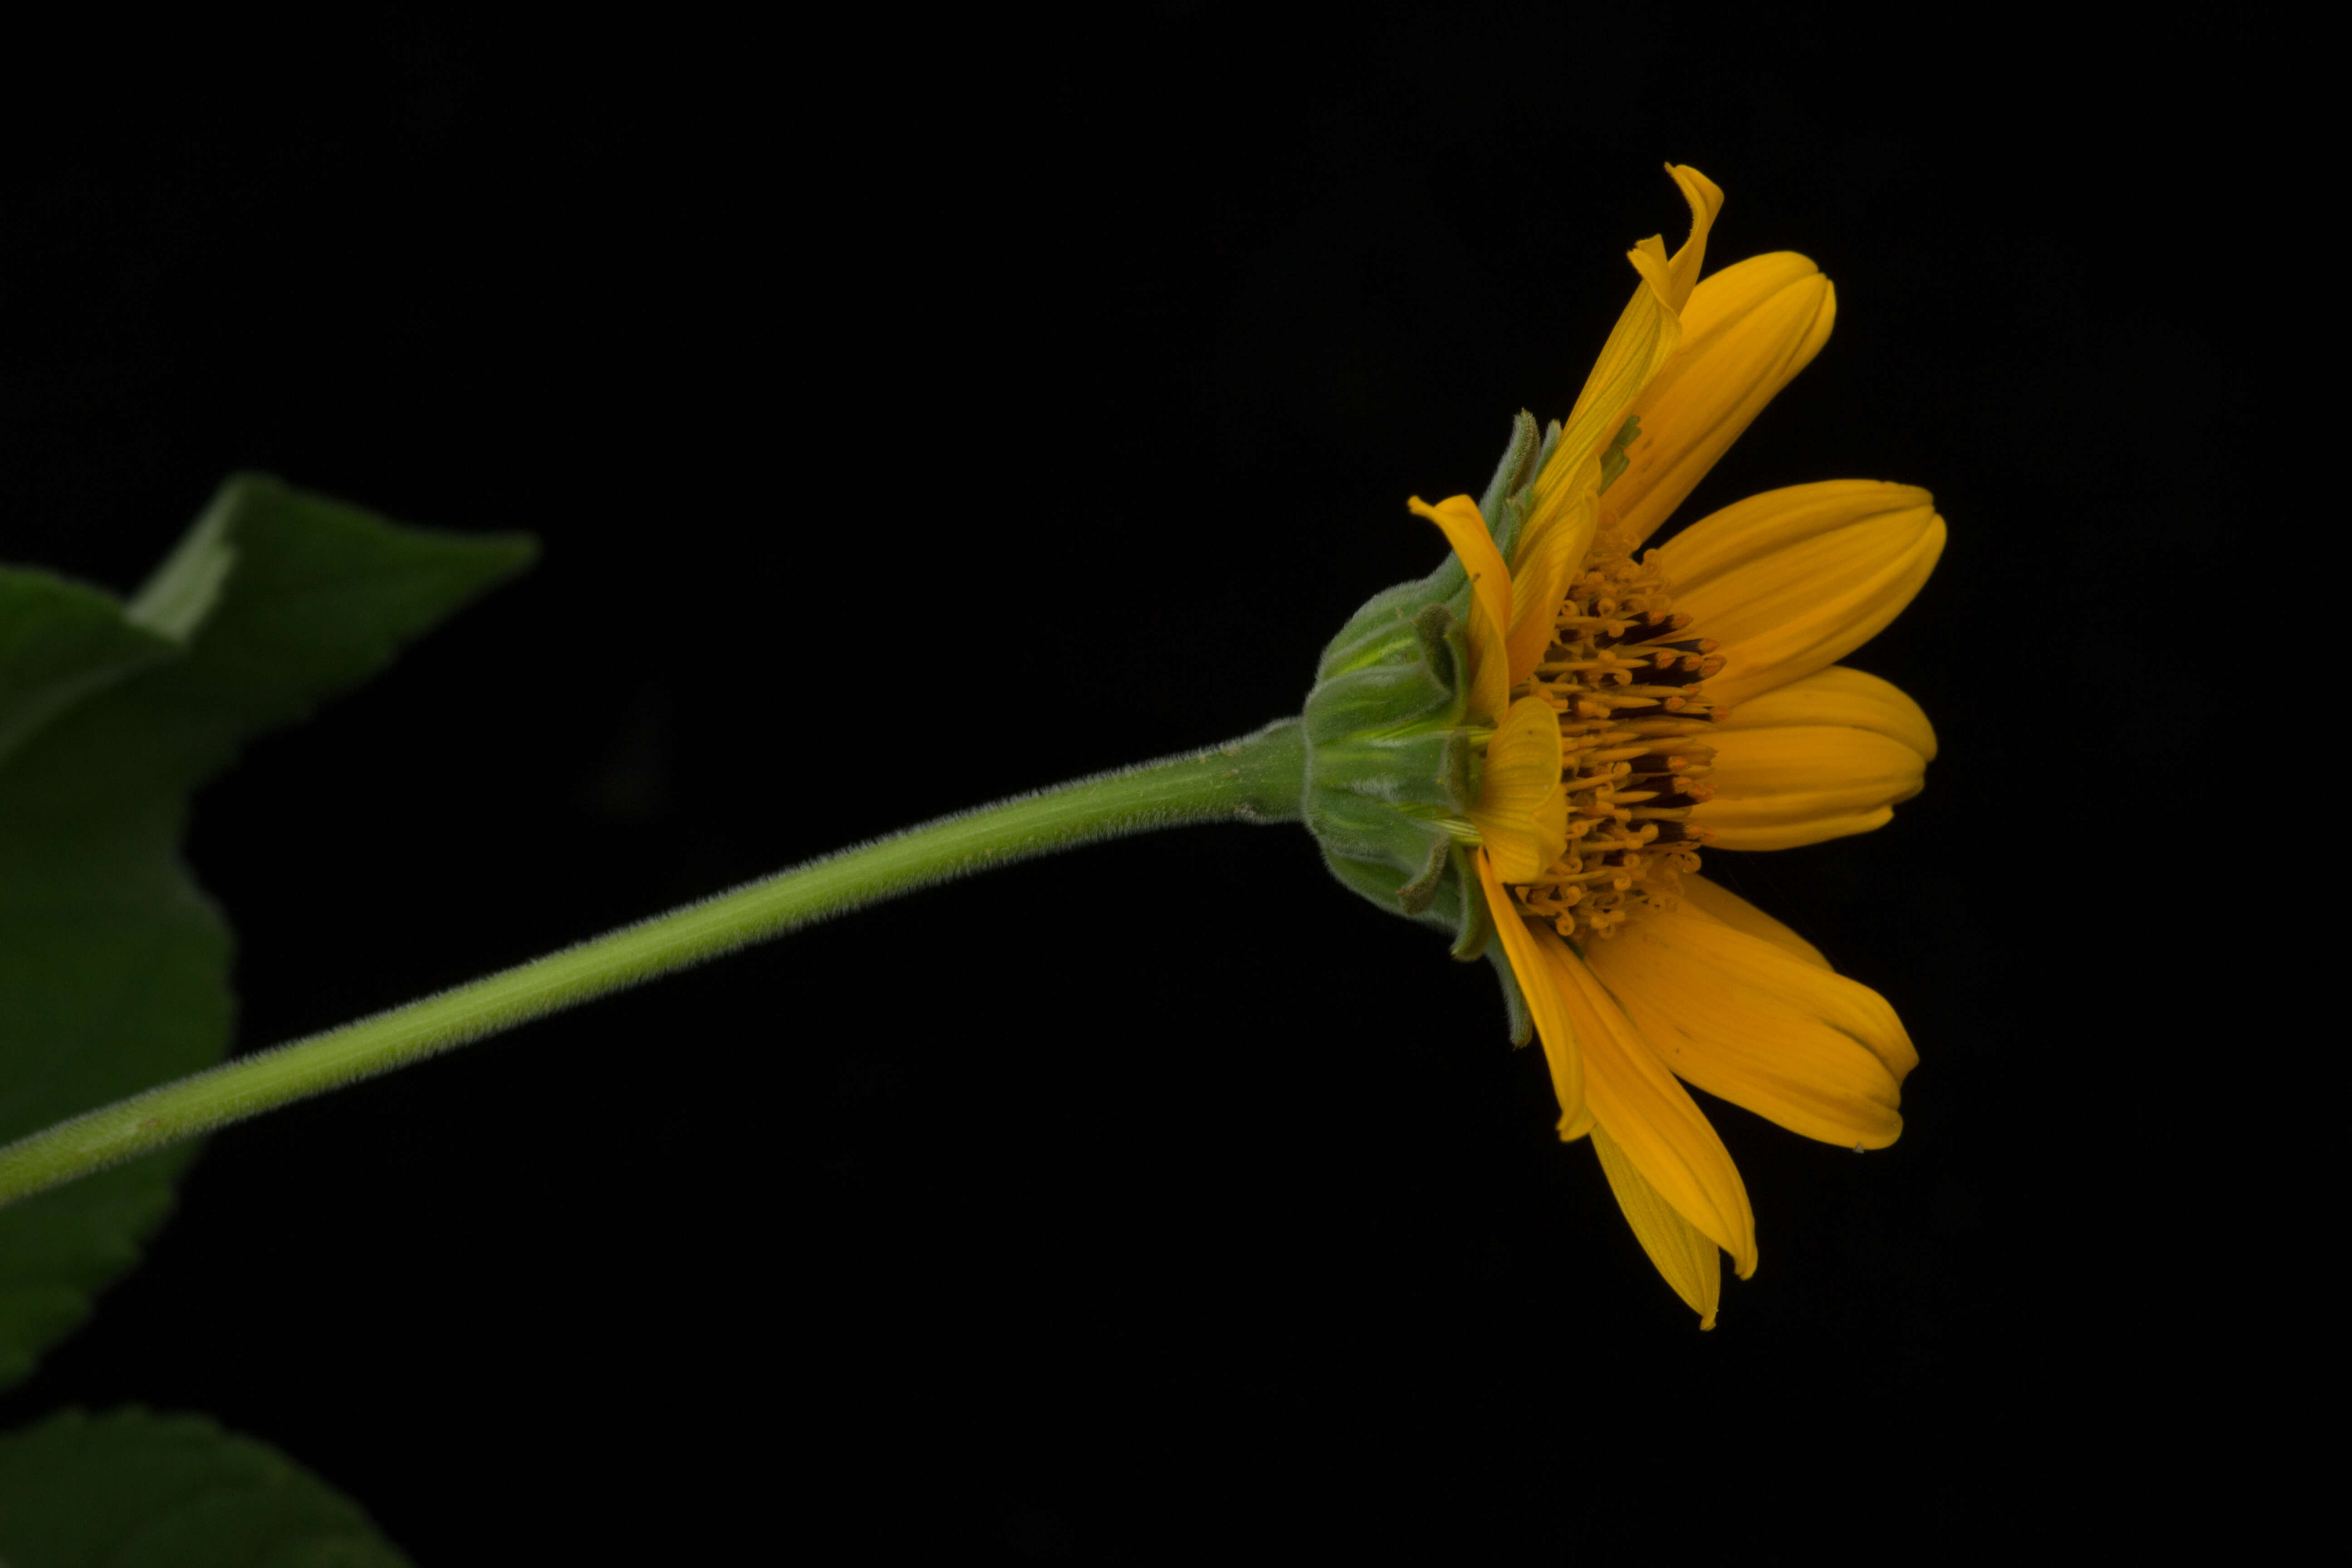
(1303, 584, 1479, 940)
(1298, 414, 1558, 1046)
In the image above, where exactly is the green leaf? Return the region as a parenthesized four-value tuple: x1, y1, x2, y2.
(0, 474, 534, 1390)
(0, 570, 180, 769)
(0, 1407, 412, 1567)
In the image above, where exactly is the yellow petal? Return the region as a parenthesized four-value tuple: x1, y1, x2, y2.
(1410, 494, 1512, 722)
(1720, 664, 1937, 760)
(1675, 873, 1831, 971)
(1470, 696, 1568, 882)
(1689, 666, 1935, 849)
(1584, 907, 1917, 1150)
(1656, 480, 1945, 709)
(1608, 253, 1837, 549)
(1504, 486, 1594, 688)
(1518, 169, 1719, 580)
(1528, 233, 1684, 534)
(1475, 790, 1569, 887)
(1660, 163, 1725, 313)
(1529, 790, 1568, 880)
(1575, 238, 1681, 441)
(1694, 727, 1926, 851)
(1475, 850, 1583, 1134)
(1540, 936, 1757, 1276)
(1591, 1122, 1721, 1328)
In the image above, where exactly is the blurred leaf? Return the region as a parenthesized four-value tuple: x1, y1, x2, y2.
(0, 570, 179, 769)
(0, 474, 534, 1390)
(0, 1406, 411, 1567)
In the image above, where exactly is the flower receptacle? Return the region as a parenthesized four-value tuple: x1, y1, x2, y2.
(1298, 412, 1569, 958)
(1302, 568, 1488, 953)
(1297, 411, 1567, 1030)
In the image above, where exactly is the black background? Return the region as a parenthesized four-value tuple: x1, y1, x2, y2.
(1, 9, 2275, 1560)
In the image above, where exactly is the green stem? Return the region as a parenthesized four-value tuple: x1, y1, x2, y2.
(0, 719, 1307, 1212)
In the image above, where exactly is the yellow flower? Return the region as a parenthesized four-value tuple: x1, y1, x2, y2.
(1417, 165, 1941, 1328)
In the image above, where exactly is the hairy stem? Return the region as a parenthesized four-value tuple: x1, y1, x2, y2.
(0, 719, 1306, 1210)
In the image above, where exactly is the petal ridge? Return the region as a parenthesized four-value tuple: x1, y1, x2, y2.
(1541, 937, 1758, 1276)
(1586, 908, 1915, 1148)
(1592, 1122, 1722, 1328)
(1475, 852, 1585, 1133)
(1675, 874, 1832, 970)
(1694, 724, 1928, 851)
(1658, 480, 1945, 708)
(1610, 252, 1837, 549)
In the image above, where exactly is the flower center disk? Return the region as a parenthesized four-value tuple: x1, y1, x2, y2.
(1511, 529, 1725, 943)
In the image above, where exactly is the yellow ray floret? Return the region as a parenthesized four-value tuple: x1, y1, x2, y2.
(1591, 1123, 1722, 1329)
(1608, 250, 1837, 550)
(1407, 493, 1512, 724)
(1586, 909, 1917, 1150)
(1524, 163, 1720, 551)
(1675, 873, 1832, 970)
(1653, 480, 1945, 709)
(1475, 848, 1585, 1135)
(1547, 939, 1758, 1280)
(1696, 670, 1934, 850)
(1503, 485, 1595, 687)
(1468, 694, 1568, 882)
(1376, 162, 1940, 1328)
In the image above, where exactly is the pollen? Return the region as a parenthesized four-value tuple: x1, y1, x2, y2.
(1509, 520, 1723, 944)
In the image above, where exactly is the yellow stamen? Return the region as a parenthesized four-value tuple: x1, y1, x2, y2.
(1502, 517, 1725, 944)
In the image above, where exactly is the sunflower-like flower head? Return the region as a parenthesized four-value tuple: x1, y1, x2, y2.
(1301, 166, 1943, 1327)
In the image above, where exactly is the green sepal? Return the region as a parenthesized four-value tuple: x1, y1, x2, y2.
(1309, 727, 1472, 811)
(1487, 942, 1533, 1046)
(1314, 411, 1544, 688)
(1317, 835, 1472, 943)
(1446, 842, 1492, 962)
(1318, 846, 1450, 936)
(1306, 788, 1452, 888)
(1477, 410, 1542, 562)
(1299, 416, 1554, 1002)
(1313, 568, 1470, 684)
(1304, 584, 1478, 932)
(1395, 831, 1452, 916)
(1304, 603, 1467, 745)
(1294, 415, 1588, 1052)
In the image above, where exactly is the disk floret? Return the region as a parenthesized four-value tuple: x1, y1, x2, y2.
(1513, 525, 1725, 944)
